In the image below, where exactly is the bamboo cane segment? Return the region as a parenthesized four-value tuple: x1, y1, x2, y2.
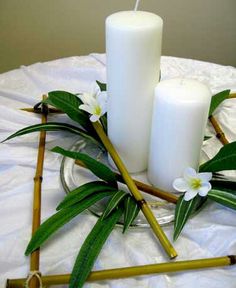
(29, 96, 48, 288)
(92, 121, 177, 259)
(6, 255, 236, 287)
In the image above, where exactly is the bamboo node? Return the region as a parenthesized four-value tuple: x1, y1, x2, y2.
(216, 132, 225, 139)
(25, 271, 43, 288)
(33, 101, 48, 115)
(34, 176, 43, 182)
(137, 199, 147, 207)
(228, 255, 236, 265)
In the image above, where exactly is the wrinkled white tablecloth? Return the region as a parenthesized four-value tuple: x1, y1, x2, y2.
(0, 54, 236, 288)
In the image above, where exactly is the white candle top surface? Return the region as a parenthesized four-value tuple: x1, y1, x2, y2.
(106, 11, 163, 30)
(156, 78, 211, 104)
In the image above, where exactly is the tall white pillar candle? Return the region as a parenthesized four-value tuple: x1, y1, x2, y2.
(106, 11, 163, 173)
(148, 78, 212, 192)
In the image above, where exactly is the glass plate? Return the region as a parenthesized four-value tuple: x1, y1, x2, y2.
(60, 138, 176, 227)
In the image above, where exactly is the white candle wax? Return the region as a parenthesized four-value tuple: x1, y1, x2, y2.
(148, 78, 212, 192)
(106, 11, 163, 173)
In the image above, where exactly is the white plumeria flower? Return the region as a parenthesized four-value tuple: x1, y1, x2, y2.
(79, 86, 107, 122)
(173, 167, 212, 201)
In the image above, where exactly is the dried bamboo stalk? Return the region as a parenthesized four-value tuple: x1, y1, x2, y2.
(208, 92, 236, 145)
(6, 255, 236, 287)
(21, 107, 62, 114)
(92, 121, 177, 259)
(75, 159, 178, 204)
(29, 96, 48, 288)
(209, 115, 229, 145)
(228, 93, 236, 99)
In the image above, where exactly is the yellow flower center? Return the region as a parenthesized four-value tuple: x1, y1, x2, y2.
(93, 105, 102, 116)
(190, 178, 202, 190)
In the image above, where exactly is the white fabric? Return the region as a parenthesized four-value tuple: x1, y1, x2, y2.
(0, 54, 236, 288)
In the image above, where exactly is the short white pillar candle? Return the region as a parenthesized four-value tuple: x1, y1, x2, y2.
(106, 11, 163, 173)
(147, 78, 212, 192)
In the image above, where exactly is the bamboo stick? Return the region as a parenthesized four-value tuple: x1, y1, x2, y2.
(228, 93, 236, 99)
(75, 159, 178, 204)
(21, 107, 62, 114)
(29, 96, 48, 288)
(92, 121, 177, 259)
(209, 115, 229, 145)
(6, 255, 236, 287)
(208, 92, 236, 145)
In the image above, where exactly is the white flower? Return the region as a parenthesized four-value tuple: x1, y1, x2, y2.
(79, 86, 107, 122)
(173, 167, 212, 201)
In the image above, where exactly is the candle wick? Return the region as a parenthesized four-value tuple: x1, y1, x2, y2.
(134, 0, 141, 11)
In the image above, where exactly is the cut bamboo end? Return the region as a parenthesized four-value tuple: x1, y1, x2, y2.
(6, 255, 235, 287)
(92, 121, 178, 259)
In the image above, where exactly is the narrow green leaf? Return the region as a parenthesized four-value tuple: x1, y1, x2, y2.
(1, 122, 97, 144)
(123, 196, 140, 233)
(100, 114, 107, 134)
(52, 146, 118, 188)
(45, 91, 85, 124)
(69, 207, 123, 288)
(208, 189, 236, 210)
(174, 195, 203, 241)
(45, 91, 97, 137)
(57, 181, 117, 210)
(211, 179, 236, 194)
(25, 192, 112, 256)
(101, 190, 127, 219)
(96, 80, 107, 91)
(204, 136, 212, 141)
(199, 141, 236, 172)
(208, 89, 230, 116)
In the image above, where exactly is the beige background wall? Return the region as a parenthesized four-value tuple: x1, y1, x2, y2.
(0, 0, 235, 73)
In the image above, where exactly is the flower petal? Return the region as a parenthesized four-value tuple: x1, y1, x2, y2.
(198, 172, 212, 183)
(184, 167, 197, 180)
(184, 190, 198, 201)
(90, 114, 100, 122)
(173, 178, 189, 192)
(198, 182, 212, 197)
(79, 93, 92, 105)
(97, 93, 108, 112)
(79, 104, 94, 114)
(98, 91, 108, 102)
(80, 92, 97, 106)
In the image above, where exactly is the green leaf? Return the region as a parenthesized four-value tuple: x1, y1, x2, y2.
(101, 190, 127, 219)
(69, 207, 123, 288)
(123, 196, 140, 233)
(96, 80, 107, 91)
(25, 192, 112, 256)
(1, 122, 97, 143)
(208, 89, 230, 116)
(57, 181, 117, 210)
(204, 136, 212, 141)
(199, 141, 236, 172)
(100, 114, 107, 134)
(52, 146, 118, 188)
(174, 195, 203, 241)
(45, 91, 96, 135)
(211, 179, 236, 194)
(208, 189, 236, 210)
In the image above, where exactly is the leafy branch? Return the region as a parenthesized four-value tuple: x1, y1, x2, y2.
(174, 141, 236, 240)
